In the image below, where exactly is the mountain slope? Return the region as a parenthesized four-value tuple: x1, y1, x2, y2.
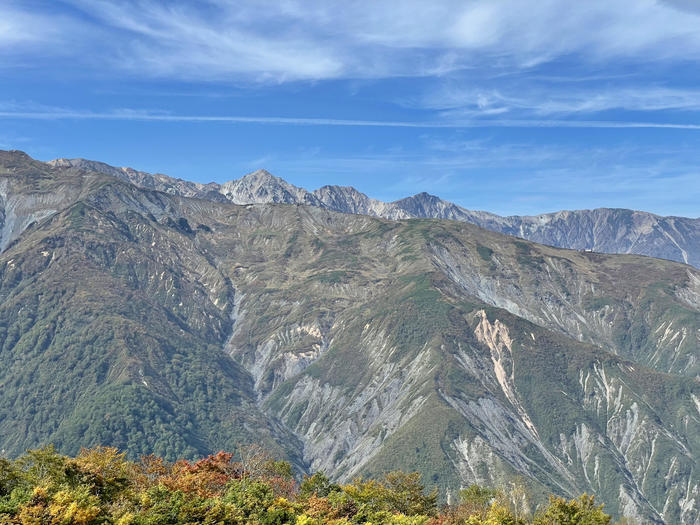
(0, 151, 304, 467)
(224, 215, 698, 523)
(46, 156, 700, 268)
(1, 150, 698, 523)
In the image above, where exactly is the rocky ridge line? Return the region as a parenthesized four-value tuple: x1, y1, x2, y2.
(46, 155, 699, 268)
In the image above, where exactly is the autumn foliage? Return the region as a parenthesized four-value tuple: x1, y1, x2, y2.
(0, 445, 612, 524)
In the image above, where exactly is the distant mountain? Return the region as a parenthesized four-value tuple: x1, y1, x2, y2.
(312, 185, 411, 219)
(393, 193, 699, 268)
(498, 208, 698, 265)
(392, 191, 510, 228)
(47, 157, 228, 202)
(47, 156, 699, 268)
(220, 169, 323, 207)
(1, 150, 699, 524)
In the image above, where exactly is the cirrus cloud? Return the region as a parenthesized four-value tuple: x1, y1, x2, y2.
(3, 0, 700, 82)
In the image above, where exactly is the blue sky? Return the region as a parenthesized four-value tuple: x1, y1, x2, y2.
(1, 0, 699, 216)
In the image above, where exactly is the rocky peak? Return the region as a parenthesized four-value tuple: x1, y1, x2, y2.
(313, 185, 372, 213)
(30, 150, 700, 267)
(239, 168, 282, 184)
(394, 192, 463, 218)
(414, 191, 439, 201)
(313, 185, 412, 219)
(220, 169, 323, 206)
(46, 157, 226, 201)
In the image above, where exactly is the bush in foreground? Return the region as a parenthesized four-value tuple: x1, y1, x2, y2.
(0, 445, 612, 524)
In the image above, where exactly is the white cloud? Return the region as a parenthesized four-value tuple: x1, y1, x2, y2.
(4, 1, 700, 82)
(3, 105, 700, 129)
(0, 5, 73, 49)
(532, 88, 700, 114)
(60, 0, 345, 81)
(412, 86, 700, 119)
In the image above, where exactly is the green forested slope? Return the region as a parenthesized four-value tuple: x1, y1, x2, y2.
(0, 152, 303, 465)
(0, 151, 697, 524)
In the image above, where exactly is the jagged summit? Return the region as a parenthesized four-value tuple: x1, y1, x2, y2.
(38, 151, 700, 267)
(312, 185, 411, 219)
(220, 169, 322, 206)
(393, 191, 454, 216)
(236, 168, 283, 184)
(405, 191, 436, 200)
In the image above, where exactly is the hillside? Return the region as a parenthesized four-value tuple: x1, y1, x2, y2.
(47, 156, 700, 268)
(0, 150, 698, 524)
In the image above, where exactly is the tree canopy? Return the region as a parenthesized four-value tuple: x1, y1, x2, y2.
(0, 446, 615, 524)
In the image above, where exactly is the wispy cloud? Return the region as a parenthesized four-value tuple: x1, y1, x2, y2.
(6, 0, 700, 134)
(0, 2, 92, 60)
(415, 86, 700, 118)
(2, 106, 700, 129)
(4, 1, 700, 82)
(50, 0, 345, 82)
(0, 6, 54, 48)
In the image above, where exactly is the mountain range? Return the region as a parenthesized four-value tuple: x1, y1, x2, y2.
(48, 157, 700, 268)
(0, 149, 698, 524)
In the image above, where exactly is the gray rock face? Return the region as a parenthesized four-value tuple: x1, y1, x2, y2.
(313, 185, 411, 219)
(220, 169, 323, 206)
(393, 192, 503, 224)
(45, 156, 699, 268)
(1, 149, 699, 524)
(499, 208, 698, 267)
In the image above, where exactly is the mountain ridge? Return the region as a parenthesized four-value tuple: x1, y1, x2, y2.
(1, 149, 698, 523)
(45, 155, 699, 268)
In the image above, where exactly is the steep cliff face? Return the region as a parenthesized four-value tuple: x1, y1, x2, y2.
(427, 234, 699, 377)
(44, 155, 699, 268)
(1, 150, 698, 524)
